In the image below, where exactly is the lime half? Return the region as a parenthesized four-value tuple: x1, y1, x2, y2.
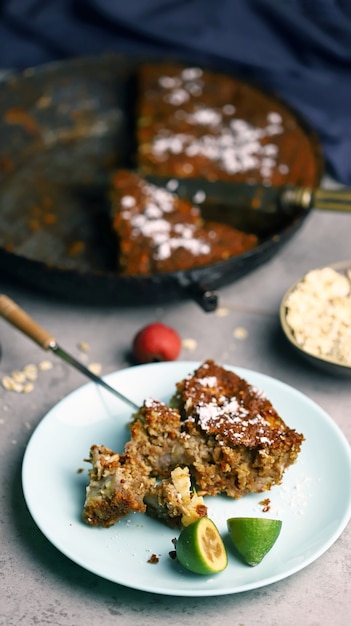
(227, 517, 282, 566)
(176, 517, 228, 574)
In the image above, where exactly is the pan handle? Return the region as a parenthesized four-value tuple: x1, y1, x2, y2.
(0, 295, 55, 349)
(186, 283, 218, 312)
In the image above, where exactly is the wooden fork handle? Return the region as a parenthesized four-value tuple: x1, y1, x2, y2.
(0, 295, 55, 350)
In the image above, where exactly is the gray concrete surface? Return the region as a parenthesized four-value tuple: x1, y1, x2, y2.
(1, 205, 350, 626)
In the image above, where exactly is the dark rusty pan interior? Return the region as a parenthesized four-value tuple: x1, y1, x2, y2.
(0, 54, 324, 311)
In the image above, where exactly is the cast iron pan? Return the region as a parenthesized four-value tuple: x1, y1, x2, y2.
(0, 54, 324, 311)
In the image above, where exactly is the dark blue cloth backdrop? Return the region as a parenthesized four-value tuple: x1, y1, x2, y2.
(1, 0, 351, 183)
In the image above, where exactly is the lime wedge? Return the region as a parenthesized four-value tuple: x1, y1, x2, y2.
(227, 517, 282, 566)
(176, 517, 228, 574)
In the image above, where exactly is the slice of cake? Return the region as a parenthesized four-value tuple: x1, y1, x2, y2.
(125, 398, 189, 478)
(171, 360, 304, 498)
(82, 399, 208, 528)
(110, 170, 258, 275)
(82, 444, 155, 527)
(136, 63, 320, 186)
(83, 360, 304, 527)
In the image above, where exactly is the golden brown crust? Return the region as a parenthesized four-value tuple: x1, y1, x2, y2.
(175, 359, 294, 445)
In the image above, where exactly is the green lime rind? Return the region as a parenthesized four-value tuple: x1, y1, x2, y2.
(176, 517, 228, 575)
(227, 517, 282, 567)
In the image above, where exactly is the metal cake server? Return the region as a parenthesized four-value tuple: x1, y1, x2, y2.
(0, 295, 139, 410)
(145, 176, 351, 214)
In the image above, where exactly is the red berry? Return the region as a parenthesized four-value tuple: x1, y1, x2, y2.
(132, 322, 181, 364)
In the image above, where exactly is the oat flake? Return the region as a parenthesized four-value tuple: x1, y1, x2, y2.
(182, 338, 198, 351)
(233, 326, 248, 340)
(88, 362, 102, 376)
(38, 360, 53, 371)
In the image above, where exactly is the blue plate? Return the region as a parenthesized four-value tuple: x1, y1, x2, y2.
(22, 362, 351, 596)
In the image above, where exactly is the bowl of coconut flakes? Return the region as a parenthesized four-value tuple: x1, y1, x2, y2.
(280, 261, 351, 375)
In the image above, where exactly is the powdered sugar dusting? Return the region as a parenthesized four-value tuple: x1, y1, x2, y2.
(192, 390, 276, 446)
(198, 376, 218, 387)
(164, 88, 190, 106)
(119, 179, 214, 260)
(181, 365, 285, 447)
(192, 190, 206, 203)
(156, 233, 210, 260)
(166, 178, 179, 191)
(121, 195, 136, 208)
(249, 385, 267, 399)
(181, 67, 203, 81)
(144, 397, 157, 408)
(151, 68, 289, 179)
(151, 117, 286, 179)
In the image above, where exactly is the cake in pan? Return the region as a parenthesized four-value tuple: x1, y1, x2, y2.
(136, 63, 319, 186)
(110, 170, 258, 275)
